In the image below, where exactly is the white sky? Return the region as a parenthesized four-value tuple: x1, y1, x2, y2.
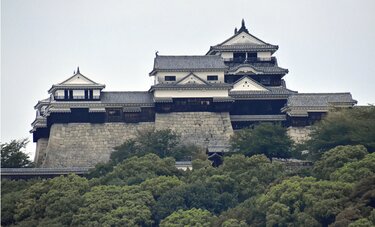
(1, 0, 375, 159)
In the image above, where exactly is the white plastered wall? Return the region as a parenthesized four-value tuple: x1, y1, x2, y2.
(73, 90, 84, 98)
(55, 90, 64, 98)
(63, 75, 94, 84)
(154, 89, 229, 98)
(155, 71, 225, 84)
(223, 32, 264, 45)
(257, 52, 271, 60)
(93, 89, 100, 97)
(231, 77, 267, 91)
(221, 52, 233, 60)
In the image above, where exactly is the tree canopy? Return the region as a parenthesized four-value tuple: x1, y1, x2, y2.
(306, 106, 375, 158)
(160, 208, 214, 227)
(313, 145, 368, 179)
(230, 123, 293, 159)
(1, 139, 33, 168)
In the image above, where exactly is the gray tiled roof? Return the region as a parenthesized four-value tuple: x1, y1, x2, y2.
(210, 44, 278, 52)
(152, 55, 227, 71)
(230, 114, 286, 122)
(100, 92, 153, 104)
(286, 93, 357, 107)
(230, 86, 297, 96)
(228, 64, 288, 75)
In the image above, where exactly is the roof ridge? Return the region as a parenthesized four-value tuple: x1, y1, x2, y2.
(292, 92, 352, 95)
(103, 91, 149, 93)
(157, 55, 220, 57)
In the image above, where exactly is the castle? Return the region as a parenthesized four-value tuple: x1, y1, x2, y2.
(31, 20, 356, 167)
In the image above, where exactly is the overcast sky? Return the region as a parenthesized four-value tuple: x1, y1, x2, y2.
(2, 0, 375, 158)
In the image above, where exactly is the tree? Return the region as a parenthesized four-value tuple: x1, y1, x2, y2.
(1, 139, 33, 168)
(332, 176, 375, 226)
(14, 174, 89, 226)
(220, 154, 284, 200)
(160, 208, 214, 227)
(98, 153, 181, 185)
(230, 123, 293, 159)
(306, 106, 375, 159)
(72, 185, 154, 227)
(140, 176, 184, 199)
(257, 176, 353, 226)
(313, 145, 368, 180)
(110, 128, 199, 164)
(154, 180, 238, 222)
(1, 179, 39, 226)
(330, 153, 375, 183)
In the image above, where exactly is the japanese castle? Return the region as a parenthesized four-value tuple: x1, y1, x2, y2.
(31, 20, 356, 166)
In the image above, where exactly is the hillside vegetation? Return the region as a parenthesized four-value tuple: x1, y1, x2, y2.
(1, 106, 375, 227)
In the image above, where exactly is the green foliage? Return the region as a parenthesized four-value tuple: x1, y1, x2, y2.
(160, 208, 214, 227)
(1, 179, 39, 226)
(14, 174, 89, 226)
(349, 218, 374, 227)
(221, 218, 249, 227)
(98, 153, 181, 185)
(220, 154, 285, 200)
(2, 125, 374, 227)
(257, 176, 353, 226)
(154, 154, 284, 222)
(213, 197, 262, 227)
(1, 139, 33, 168)
(330, 153, 375, 183)
(230, 123, 293, 159)
(313, 145, 368, 179)
(307, 106, 375, 158)
(110, 129, 198, 165)
(154, 180, 238, 222)
(72, 185, 154, 226)
(140, 176, 184, 199)
(86, 162, 114, 179)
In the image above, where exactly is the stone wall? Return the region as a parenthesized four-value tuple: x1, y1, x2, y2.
(37, 112, 235, 168)
(34, 138, 49, 166)
(155, 112, 233, 148)
(41, 123, 154, 168)
(287, 126, 312, 144)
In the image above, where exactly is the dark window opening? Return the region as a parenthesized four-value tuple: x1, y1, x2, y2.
(207, 75, 218, 81)
(233, 53, 246, 63)
(247, 52, 257, 58)
(69, 90, 73, 100)
(165, 76, 176, 81)
(106, 108, 123, 122)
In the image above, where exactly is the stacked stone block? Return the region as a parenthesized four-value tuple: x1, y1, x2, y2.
(155, 112, 233, 148)
(41, 123, 154, 167)
(287, 126, 312, 144)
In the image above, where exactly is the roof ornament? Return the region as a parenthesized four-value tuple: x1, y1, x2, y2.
(77, 66, 80, 74)
(234, 27, 238, 34)
(155, 51, 159, 56)
(238, 18, 249, 34)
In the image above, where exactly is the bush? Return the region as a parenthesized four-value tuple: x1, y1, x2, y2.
(230, 123, 293, 159)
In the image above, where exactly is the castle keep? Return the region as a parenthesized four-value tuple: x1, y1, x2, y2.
(31, 20, 356, 167)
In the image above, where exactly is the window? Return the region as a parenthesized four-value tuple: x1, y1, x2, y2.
(233, 52, 246, 63)
(85, 89, 94, 99)
(106, 108, 123, 122)
(247, 52, 257, 58)
(207, 75, 218, 81)
(165, 76, 176, 81)
(64, 89, 73, 100)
